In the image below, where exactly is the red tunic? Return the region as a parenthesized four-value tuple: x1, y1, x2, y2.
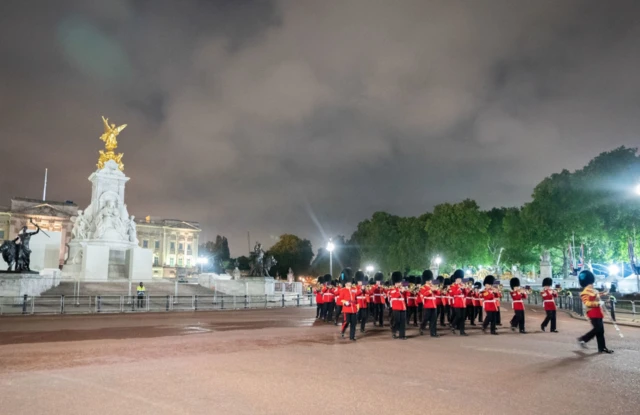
(356, 289, 369, 309)
(482, 290, 497, 312)
(405, 290, 417, 307)
(472, 291, 481, 307)
(372, 285, 385, 304)
(581, 287, 604, 319)
(465, 287, 474, 306)
(314, 288, 324, 304)
(339, 287, 357, 313)
(510, 291, 527, 310)
(419, 285, 437, 309)
(388, 287, 407, 311)
(434, 288, 442, 306)
(541, 289, 557, 311)
(449, 283, 466, 308)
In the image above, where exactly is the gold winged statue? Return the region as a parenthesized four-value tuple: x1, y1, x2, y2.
(97, 116, 126, 171)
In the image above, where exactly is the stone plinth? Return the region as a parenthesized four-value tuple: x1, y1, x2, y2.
(28, 231, 62, 271)
(127, 247, 153, 282)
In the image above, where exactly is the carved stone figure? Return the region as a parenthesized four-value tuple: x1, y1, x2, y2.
(540, 250, 551, 264)
(128, 215, 138, 244)
(71, 209, 89, 240)
(287, 267, 294, 283)
(263, 255, 277, 277)
(95, 198, 125, 240)
(249, 242, 266, 276)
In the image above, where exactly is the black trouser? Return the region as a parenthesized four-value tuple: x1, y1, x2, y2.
(580, 318, 606, 351)
(358, 308, 369, 331)
(375, 303, 384, 326)
(325, 302, 335, 321)
(542, 310, 556, 331)
(316, 303, 323, 318)
(441, 305, 451, 325)
(466, 305, 475, 323)
(475, 306, 483, 322)
(438, 304, 446, 325)
(417, 304, 423, 322)
(392, 310, 406, 338)
(334, 305, 342, 324)
(137, 294, 144, 308)
(342, 312, 357, 339)
(452, 307, 466, 334)
(511, 309, 525, 331)
(420, 308, 438, 336)
(483, 311, 497, 333)
(407, 306, 418, 325)
(496, 309, 501, 325)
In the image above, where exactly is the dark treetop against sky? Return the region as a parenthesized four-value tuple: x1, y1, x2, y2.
(1, 0, 639, 256)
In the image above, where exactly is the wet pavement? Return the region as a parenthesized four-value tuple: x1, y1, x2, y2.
(1, 307, 639, 415)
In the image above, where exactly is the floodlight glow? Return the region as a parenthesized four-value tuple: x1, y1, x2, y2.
(366, 265, 374, 273)
(608, 264, 620, 275)
(326, 241, 335, 252)
(435, 256, 442, 265)
(635, 183, 640, 196)
(197, 257, 208, 265)
(465, 269, 471, 275)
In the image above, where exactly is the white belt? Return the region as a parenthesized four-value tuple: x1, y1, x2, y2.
(512, 300, 523, 309)
(543, 300, 555, 303)
(373, 294, 384, 297)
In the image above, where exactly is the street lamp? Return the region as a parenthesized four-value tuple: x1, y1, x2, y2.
(197, 256, 208, 274)
(435, 256, 442, 266)
(326, 240, 335, 277)
(608, 264, 620, 276)
(366, 265, 374, 274)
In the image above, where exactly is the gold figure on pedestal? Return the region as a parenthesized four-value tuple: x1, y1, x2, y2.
(97, 116, 127, 171)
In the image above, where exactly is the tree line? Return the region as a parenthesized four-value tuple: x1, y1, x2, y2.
(202, 147, 640, 278)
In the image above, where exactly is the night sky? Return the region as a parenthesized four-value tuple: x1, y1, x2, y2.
(1, 0, 639, 256)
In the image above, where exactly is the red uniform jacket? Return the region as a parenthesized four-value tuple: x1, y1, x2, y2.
(324, 288, 337, 303)
(434, 288, 442, 306)
(372, 285, 385, 304)
(419, 285, 437, 309)
(495, 290, 502, 309)
(581, 287, 604, 319)
(465, 287, 474, 306)
(314, 288, 324, 304)
(472, 291, 481, 307)
(339, 287, 357, 313)
(541, 289, 557, 311)
(405, 290, 417, 307)
(482, 290, 497, 312)
(449, 283, 466, 308)
(356, 289, 369, 309)
(388, 287, 407, 311)
(510, 291, 527, 310)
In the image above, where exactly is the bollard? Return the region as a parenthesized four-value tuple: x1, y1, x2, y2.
(632, 301, 636, 315)
(610, 298, 616, 322)
(166, 295, 170, 311)
(310, 294, 313, 307)
(22, 294, 28, 314)
(195, 295, 198, 311)
(61, 295, 65, 314)
(97, 296, 102, 313)
(244, 295, 248, 309)
(221, 296, 224, 310)
(282, 294, 285, 308)
(296, 294, 300, 307)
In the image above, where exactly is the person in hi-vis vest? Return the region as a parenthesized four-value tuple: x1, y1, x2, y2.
(136, 283, 146, 309)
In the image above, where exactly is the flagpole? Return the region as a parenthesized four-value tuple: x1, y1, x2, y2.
(42, 168, 48, 201)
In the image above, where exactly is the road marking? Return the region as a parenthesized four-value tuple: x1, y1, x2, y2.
(460, 344, 556, 359)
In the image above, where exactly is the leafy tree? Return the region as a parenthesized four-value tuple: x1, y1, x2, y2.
(267, 234, 314, 278)
(424, 199, 490, 271)
(235, 255, 251, 271)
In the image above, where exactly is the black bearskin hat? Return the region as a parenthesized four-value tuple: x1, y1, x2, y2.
(510, 277, 520, 290)
(483, 275, 495, 286)
(422, 270, 434, 283)
(364, 276, 370, 285)
(384, 280, 391, 287)
(436, 276, 444, 284)
(467, 278, 474, 284)
(452, 269, 465, 281)
(409, 275, 416, 284)
(355, 271, 365, 283)
(340, 268, 352, 284)
(542, 277, 552, 287)
(473, 281, 481, 289)
(391, 271, 403, 284)
(578, 270, 595, 288)
(443, 278, 452, 287)
(374, 272, 384, 282)
(323, 274, 332, 284)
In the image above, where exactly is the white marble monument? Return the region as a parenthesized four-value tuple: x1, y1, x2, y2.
(287, 267, 294, 283)
(62, 119, 152, 281)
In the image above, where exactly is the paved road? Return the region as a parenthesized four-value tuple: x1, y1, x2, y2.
(0, 308, 638, 415)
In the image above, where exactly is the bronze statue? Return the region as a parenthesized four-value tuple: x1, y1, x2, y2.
(97, 116, 126, 171)
(1, 221, 41, 271)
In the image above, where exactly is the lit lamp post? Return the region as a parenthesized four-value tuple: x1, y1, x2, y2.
(366, 265, 374, 276)
(197, 256, 208, 274)
(326, 240, 335, 277)
(433, 255, 442, 276)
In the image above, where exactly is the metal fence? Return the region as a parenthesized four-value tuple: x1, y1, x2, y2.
(0, 293, 318, 316)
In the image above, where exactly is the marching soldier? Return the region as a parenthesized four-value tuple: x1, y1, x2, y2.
(577, 270, 613, 353)
(465, 278, 475, 324)
(441, 278, 452, 327)
(419, 270, 439, 337)
(509, 277, 528, 333)
(355, 271, 369, 333)
(339, 270, 358, 341)
(322, 275, 336, 322)
(449, 270, 467, 336)
(435, 276, 445, 326)
(372, 272, 386, 326)
(495, 283, 503, 326)
(481, 275, 499, 335)
(314, 281, 325, 319)
(334, 279, 344, 326)
(389, 271, 407, 339)
(540, 277, 559, 333)
(472, 282, 483, 323)
(406, 276, 419, 326)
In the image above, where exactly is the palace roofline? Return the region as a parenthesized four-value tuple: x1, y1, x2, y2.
(11, 197, 78, 207)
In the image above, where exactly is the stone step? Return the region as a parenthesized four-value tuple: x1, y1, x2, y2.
(40, 281, 216, 297)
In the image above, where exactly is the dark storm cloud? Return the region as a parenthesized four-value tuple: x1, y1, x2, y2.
(1, 0, 640, 255)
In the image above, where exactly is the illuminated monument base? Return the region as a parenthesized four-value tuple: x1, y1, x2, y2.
(62, 159, 152, 281)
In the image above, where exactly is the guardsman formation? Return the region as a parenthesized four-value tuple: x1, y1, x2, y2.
(311, 267, 614, 353)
